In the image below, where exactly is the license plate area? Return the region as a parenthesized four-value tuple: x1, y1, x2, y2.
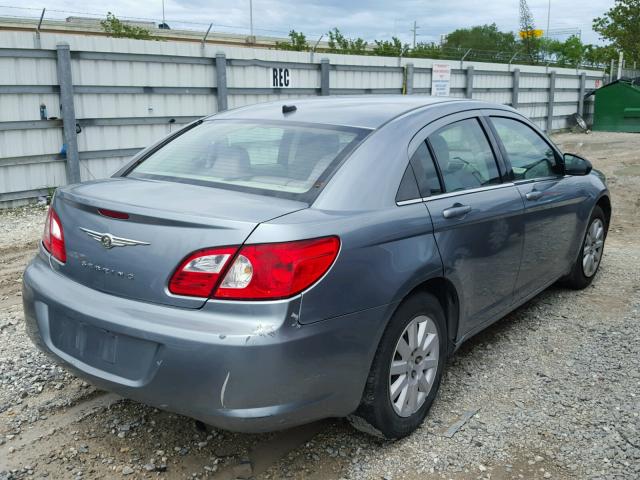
(49, 310, 160, 382)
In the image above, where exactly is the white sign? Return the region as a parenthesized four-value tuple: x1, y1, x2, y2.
(431, 63, 451, 97)
(271, 67, 292, 88)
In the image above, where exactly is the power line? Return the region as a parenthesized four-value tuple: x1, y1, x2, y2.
(0, 4, 302, 36)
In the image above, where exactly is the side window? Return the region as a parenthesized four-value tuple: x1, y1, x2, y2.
(491, 117, 560, 180)
(396, 165, 421, 203)
(428, 118, 501, 192)
(409, 142, 442, 197)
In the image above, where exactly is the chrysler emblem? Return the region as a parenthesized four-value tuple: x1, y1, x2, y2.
(80, 228, 150, 249)
(101, 235, 113, 249)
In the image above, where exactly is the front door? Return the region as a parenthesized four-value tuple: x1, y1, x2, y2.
(487, 115, 584, 299)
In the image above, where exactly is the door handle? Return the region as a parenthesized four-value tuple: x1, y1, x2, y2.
(525, 190, 543, 201)
(442, 204, 472, 219)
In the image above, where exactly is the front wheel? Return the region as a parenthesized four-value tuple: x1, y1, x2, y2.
(561, 205, 607, 289)
(349, 292, 447, 439)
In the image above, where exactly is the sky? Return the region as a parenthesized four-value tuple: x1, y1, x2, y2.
(2, 0, 613, 46)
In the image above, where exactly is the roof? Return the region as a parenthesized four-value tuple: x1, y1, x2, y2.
(209, 95, 467, 129)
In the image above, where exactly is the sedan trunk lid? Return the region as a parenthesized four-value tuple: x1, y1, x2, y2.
(50, 177, 307, 308)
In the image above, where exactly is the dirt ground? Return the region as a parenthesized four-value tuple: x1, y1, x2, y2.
(0, 131, 639, 480)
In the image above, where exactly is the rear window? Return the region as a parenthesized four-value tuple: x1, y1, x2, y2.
(127, 120, 369, 201)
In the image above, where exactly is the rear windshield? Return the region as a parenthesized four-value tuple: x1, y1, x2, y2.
(127, 119, 370, 202)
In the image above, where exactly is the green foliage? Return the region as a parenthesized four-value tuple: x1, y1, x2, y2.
(593, 0, 640, 64)
(407, 42, 443, 59)
(443, 24, 517, 52)
(541, 35, 585, 67)
(372, 37, 409, 57)
(100, 12, 153, 40)
(277, 22, 616, 69)
(519, 0, 539, 59)
(275, 30, 309, 51)
(584, 44, 618, 68)
(327, 28, 368, 55)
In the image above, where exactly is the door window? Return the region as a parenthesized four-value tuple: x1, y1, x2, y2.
(428, 118, 501, 192)
(491, 117, 560, 180)
(409, 142, 442, 197)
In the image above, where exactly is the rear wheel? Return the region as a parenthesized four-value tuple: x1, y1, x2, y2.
(349, 292, 446, 439)
(561, 205, 607, 289)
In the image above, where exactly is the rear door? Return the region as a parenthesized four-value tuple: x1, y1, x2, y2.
(411, 112, 525, 336)
(486, 114, 585, 299)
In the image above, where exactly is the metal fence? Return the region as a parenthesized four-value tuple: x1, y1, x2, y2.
(0, 31, 604, 207)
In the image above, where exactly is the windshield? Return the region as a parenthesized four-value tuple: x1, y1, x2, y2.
(127, 119, 370, 202)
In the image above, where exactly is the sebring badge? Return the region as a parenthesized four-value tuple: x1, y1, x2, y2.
(79, 228, 150, 250)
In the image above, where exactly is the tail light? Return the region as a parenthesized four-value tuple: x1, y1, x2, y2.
(42, 207, 66, 263)
(168, 236, 340, 300)
(168, 247, 238, 297)
(98, 208, 129, 220)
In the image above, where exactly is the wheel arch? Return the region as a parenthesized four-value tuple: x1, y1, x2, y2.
(396, 277, 461, 357)
(596, 194, 612, 233)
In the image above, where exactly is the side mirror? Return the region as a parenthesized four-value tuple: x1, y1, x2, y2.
(563, 153, 592, 176)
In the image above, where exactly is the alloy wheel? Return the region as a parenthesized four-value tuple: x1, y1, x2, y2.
(388, 315, 440, 417)
(583, 218, 605, 277)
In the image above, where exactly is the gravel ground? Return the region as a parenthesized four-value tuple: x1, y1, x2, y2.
(0, 131, 639, 479)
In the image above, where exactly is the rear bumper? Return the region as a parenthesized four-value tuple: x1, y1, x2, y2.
(23, 252, 392, 432)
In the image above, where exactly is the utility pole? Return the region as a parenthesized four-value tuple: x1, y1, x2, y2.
(249, 0, 254, 39)
(545, 0, 551, 39)
(411, 20, 419, 48)
(162, 0, 165, 27)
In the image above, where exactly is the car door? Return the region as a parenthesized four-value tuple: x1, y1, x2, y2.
(410, 113, 525, 337)
(486, 114, 585, 299)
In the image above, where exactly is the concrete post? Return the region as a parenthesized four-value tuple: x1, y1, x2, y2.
(546, 71, 556, 133)
(320, 59, 330, 96)
(610, 59, 615, 82)
(465, 66, 474, 99)
(578, 72, 586, 117)
(405, 63, 414, 95)
(56, 43, 80, 184)
(215, 53, 228, 111)
(512, 68, 520, 109)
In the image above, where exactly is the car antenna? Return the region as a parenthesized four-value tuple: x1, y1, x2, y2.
(282, 104, 297, 114)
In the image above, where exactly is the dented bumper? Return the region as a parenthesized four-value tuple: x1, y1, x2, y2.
(22, 251, 390, 432)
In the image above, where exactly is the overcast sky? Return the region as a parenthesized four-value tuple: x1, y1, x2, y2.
(4, 0, 613, 45)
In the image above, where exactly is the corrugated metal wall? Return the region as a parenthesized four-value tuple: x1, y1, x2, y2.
(0, 31, 604, 207)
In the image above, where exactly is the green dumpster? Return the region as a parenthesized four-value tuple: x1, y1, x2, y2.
(592, 79, 640, 132)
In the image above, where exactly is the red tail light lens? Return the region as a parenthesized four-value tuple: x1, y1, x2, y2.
(168, 247, 238, 297)
(169, 237, 340, 300)
(214, 236, 340, 300)
(98, 208, 129, 220)
(42, 208, 66, 263)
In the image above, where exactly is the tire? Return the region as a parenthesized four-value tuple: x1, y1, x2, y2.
(349, 292, 447, 439)
(561, 205, 607, 289)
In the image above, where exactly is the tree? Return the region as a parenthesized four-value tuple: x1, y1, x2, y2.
(593, 0, 640, 64)
(584, 44, 618, 68)
(542, 35, 585, 67)
(443, 24, 517, 52)
(275, 30, 309, 51)
(100, 12, 153, 40)
(519, 0, 540, 60)
(372, 37, 409, 57)
(327, 28, 368, 55)
(407, 42, 443, 59)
